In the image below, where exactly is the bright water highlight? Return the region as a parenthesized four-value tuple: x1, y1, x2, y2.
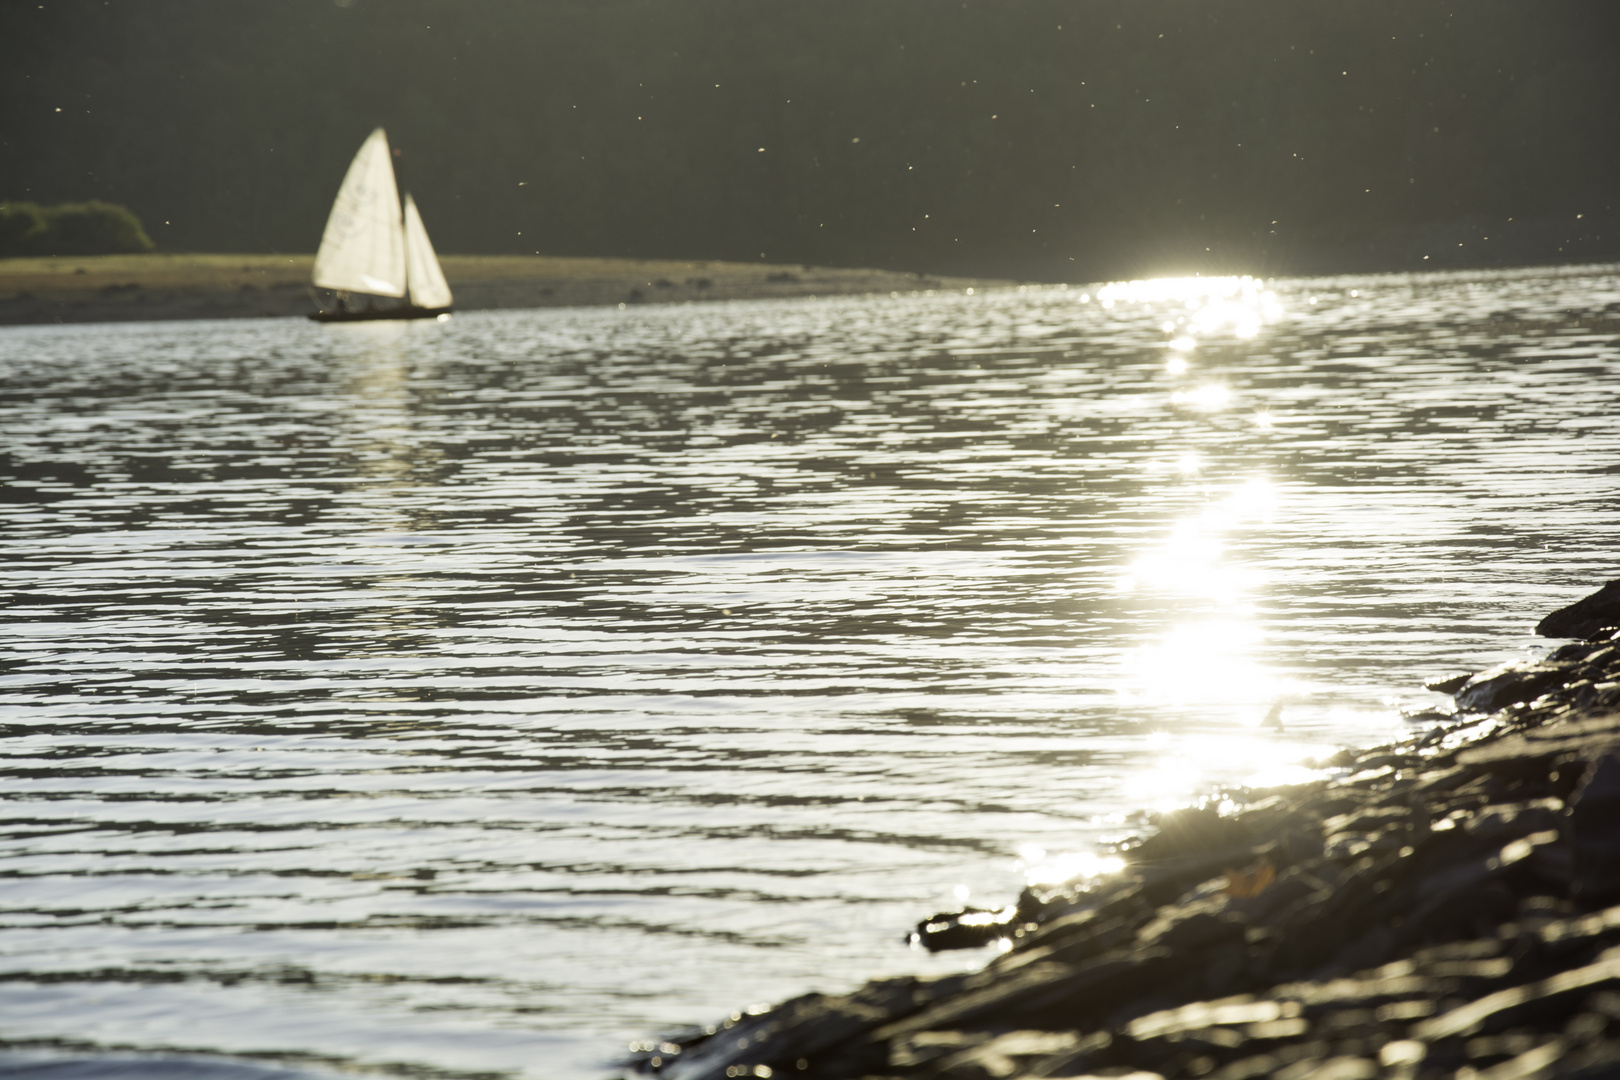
(3, 266, 1619, 1078)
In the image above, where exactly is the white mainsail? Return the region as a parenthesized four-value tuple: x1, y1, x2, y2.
(312, 128, 407, 298)
(402, 193, 453, 310)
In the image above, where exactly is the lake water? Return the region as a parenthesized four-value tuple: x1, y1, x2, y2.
(3, 265, 1619, 1079)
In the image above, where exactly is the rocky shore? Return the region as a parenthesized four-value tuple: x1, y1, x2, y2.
(622, 584, 1620, 1080)
(0, 253, 1003, 326)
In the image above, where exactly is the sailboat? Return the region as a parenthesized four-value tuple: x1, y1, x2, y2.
(308, 128, 453, 322)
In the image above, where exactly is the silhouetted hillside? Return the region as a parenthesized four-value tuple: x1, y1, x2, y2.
(2, 1, 1617, 280)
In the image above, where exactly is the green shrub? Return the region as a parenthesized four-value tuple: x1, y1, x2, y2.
(0, 202, 48, 256)
(0, 199, 156, 256)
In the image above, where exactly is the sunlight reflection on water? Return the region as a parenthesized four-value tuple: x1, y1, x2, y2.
(2, 264, 1620, 1078)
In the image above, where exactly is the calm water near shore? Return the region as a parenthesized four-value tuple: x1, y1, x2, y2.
(3, 266, 1619, 1079)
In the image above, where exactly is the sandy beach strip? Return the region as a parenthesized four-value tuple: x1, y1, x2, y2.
(0, 253, 1008, 326)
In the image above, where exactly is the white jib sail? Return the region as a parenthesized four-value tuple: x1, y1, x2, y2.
(312, 128, 407, 297)
(402, 193, 453, 310)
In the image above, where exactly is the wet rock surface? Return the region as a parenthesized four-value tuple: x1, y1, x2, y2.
(1537, 581, 1620, 642)
(618, 585, 1620, 1080)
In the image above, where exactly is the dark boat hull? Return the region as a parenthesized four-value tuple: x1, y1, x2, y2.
(308, 305, 451, 323)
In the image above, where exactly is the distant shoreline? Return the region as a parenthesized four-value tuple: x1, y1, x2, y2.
(0, 253, 1009, 326)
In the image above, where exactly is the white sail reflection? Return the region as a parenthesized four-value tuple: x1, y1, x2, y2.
(337, 331, 430, 487)
(321, 336, 459, 671)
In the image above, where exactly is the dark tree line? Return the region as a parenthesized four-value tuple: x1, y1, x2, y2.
(2, 0, 1617, 280)
(0, 200, 155, 256)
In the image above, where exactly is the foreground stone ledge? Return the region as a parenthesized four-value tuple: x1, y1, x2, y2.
(620, 583, 1620, 1080)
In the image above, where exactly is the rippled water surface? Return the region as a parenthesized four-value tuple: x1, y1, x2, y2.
(4, 266, 1620, 1078)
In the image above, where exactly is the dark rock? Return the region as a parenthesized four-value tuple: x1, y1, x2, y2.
(1130, 805, 1251, 863)
(623, 599, 1620, 1080)
(1551, 640, 1616, 664)
(1138, 908, 1248, 953)
(1455, 662, 1573, 713)
(876, 954, 1152, 1039)
(888, 1030, 986, 1070)
(1457, 714, 1620, 768)
(1571, 750, 1620, 907)
(1347, 752, 1407, 775)
(1460, 799, 1566, 844)
(1323, 804, 1412, 837)
(1411, 765, 1476, 795)
(1414, 952, 1620, 1041)
(1537, 580, 1620, 639)
(639, 975, 961, 1080)
(1014, 908, 1141, 970)
(925, 1029, 1080, 1080)
(1231, 870, 1328, 925)
(1426, 672, 1473, 694)
(910, 907, 1015, 952)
